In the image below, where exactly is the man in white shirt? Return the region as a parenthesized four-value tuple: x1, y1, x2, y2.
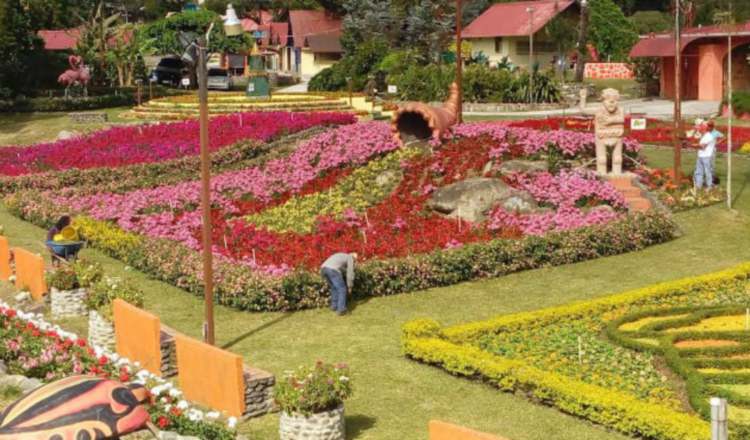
(694, 124, 716, 190)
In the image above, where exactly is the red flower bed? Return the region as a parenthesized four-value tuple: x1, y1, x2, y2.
(0, 112, 355, 176)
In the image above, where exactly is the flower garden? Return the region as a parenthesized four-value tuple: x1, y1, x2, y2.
(402, 263, 750, 440)
(1, 114, 678, 312)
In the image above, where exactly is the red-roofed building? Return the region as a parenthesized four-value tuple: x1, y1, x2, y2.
(463, 0, 577, 69)
(630, 22, 750, 101)
(38, 29, 81, 51)
(284, 10, 343, 78)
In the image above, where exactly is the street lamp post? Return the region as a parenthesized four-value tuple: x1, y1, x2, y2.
(726, 3, 734, 209)
(188, 4, 243, 346)
(574, 0, 588, 82)
(527, 6, 535, 105)
(456, 0, 463, 123)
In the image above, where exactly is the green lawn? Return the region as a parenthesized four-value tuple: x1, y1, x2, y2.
(0, 107, 132, 146)
(0, 147, 748, 439)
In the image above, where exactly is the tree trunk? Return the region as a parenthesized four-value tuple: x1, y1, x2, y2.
(117, 65, 124, 87)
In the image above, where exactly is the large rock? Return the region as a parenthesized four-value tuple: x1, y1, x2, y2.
(428, 177, 537, 222)
(56, 130, 80, 141)
(498, 160, 549, 175)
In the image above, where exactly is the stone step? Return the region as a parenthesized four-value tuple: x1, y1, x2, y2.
(626, 197, 651, 212)
(618, 186, 643, 198)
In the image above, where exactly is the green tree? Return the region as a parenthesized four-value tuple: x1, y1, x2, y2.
(75, 1, 121, 86)
(403, 0, 453, 63)
(21, 0, 96, 29)
(0, 0, 42, 97)
(140, 9, 253, 86)
(588, 0, 638, 61)
(629, 10, 672, 35)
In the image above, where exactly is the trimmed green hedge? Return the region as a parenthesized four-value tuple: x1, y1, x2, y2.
(402, 265, 750, 440)
(0, 86, 186, 113)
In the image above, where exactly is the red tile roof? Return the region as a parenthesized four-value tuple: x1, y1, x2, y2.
(289, 10, 342, 49)
(38, 29, 81, 50)
(255, 22, 289, 47)
(305, 34, 343, 53)
(463, 0, 575, 38)
(241, 18, 260, 32)
(630, 20, 750, 57)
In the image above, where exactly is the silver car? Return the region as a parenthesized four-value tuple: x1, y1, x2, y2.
(206, 68, 233, 91)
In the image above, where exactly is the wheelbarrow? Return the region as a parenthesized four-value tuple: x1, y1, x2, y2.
(46, 240, 84, 263)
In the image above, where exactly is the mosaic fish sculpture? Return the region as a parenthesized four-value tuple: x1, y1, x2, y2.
(0, 375, 151, 439)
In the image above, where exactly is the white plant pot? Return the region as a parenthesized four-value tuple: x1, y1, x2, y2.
(50, 287, 88, 319)
(88, 310, 115, 349)
(279, 405, 345, 440)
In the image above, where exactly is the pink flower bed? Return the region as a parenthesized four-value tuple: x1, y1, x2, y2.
(0, 112, 355, 176)
(60, 122, 398, 252)
(50, 122, 634, 276)
(488, 170, 625, 235)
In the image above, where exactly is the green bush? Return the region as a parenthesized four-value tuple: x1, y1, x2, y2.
(0, 86, 185, 112)
(46, 265, 79, 291)
(728, 91, 750, 116)
(85, 276, 144, 320)
(274, 361, 353, 416)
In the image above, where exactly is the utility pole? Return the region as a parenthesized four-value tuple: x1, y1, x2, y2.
(575, 0, 589, 82)
(727, 1, 734, 209)
(456, 0, 463, 123)
(673, 0, 683, 180)
(527, 6, 535, 105)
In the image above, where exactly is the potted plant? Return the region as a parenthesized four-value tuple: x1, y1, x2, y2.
(46, 260, 102, 319)
(85, 276, 144, 349)
(275, 361, 352, 440)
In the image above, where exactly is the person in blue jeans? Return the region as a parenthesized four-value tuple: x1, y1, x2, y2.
(320, 252, 357, 315)
(694, 124, 717, 190)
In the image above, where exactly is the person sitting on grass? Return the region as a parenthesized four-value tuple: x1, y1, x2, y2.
(320, 252, 357, 316)
(46, 215, 82, 263)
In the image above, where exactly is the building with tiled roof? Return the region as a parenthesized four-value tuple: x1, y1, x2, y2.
(37, 29, 81, 51)
(284, 10, 343, 79)
(463, 0, 577, 69)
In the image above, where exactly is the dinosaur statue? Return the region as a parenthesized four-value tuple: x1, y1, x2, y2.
(58, 55, 91, 98)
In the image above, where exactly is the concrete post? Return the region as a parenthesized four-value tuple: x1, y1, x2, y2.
(710, 397, 728, 440)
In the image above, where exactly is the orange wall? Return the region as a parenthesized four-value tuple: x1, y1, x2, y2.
(13, 248, 46, 300)
(428, 420, 508, 440)
(0, 237, 10, 281)
(698, 44, 726, 101)
(175, 335, 246, 417)
(113, 299, 162, 375)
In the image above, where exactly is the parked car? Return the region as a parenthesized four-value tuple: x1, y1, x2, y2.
(207, 68, 233, 91)
(149, 57, 186, 87)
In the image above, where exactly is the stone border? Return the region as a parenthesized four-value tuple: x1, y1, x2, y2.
(422, 101, 569, 113)
(243, 366, 275, 418)
(50, 287, 88, 319)
(279, 405, 344, 440)
(89, 310, 115, 349)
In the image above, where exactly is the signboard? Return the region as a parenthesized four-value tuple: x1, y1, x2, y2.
(247, 83, 255, 92)
(387, 85, 398, 94)
(630, 118, 647, 131)
(181, 77, 191, 88)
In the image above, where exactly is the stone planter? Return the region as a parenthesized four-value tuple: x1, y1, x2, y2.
(88, 310, 115, 349)
(50, 287, 88, 319)
(279, 405, 345, 440)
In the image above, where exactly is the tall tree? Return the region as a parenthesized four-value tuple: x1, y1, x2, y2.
(403, 0, 453, 63)
(21, 0, 96, 29)
(588, 0, 639, 61)
(0, 0, 42, 97)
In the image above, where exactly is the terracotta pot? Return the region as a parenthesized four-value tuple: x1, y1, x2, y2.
(391, 83, 460, 144)
(279, 405, 345, 440)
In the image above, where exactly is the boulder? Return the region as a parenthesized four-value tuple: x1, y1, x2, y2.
(428, 177, 537, 222)
(498, 160, 548, 175)
(56, 130, 80, 141)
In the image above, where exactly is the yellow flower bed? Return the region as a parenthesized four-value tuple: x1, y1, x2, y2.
(401, 263, 750, 440)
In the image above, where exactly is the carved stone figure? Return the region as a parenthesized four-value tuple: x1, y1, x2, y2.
(391, 83, 459, 145)
(594, 88, 625, 175)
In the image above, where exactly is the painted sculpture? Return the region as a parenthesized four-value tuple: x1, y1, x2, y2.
(0, 375, 151, 439)
(391, 82, 460, 145)
(594, 88, 625, 175)
(58, 55, 91, 98)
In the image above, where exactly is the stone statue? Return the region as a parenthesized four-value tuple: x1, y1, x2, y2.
(594, 88, 625, 175)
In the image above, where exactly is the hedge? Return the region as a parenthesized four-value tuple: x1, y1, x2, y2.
(4, 191, 678, 312)
(402, 263, 750, 440)
(0, 86, 186, 113)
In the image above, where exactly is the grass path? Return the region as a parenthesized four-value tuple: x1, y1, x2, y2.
(0, 108, 132, 146)
(0, 147, 748, 439)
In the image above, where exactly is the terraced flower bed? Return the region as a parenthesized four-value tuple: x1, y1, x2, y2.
(124, 92, 370, 121)
(403, 264, 750, 440)
(6, 120, 676, 311)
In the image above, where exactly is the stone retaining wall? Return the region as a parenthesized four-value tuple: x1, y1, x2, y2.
(279, 405, 344, 440)
(243, 366, 275, 418)
(160, 326, 178, 377)
(50, 287, 87, 319)
(423, 101, 568, 113)
(88, 310, 115, 349)
(69, 112, 108, 123)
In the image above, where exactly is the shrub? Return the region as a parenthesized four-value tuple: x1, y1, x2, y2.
(274, 361, 352, 416)
(72, 259, 104, 288)
(46, 265, 79, 291)
(85, 276, 144, 320)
